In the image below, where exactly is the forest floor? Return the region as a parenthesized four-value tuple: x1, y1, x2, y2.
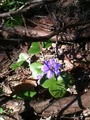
(0, 0, 90, 120)
(0, 38, 90, 120)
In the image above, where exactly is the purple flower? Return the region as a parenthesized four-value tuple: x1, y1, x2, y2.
(41, 58, 61, 79)
(37, 73, 44, 85)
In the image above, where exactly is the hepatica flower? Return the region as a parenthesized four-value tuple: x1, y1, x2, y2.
(41, 58, 61, 79)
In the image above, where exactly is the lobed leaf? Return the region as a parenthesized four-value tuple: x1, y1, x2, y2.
(28, 42, 41, 55)
(41, 76, 66, 98)
(30, 62, 42, 79)
(10, 61, 24, 70)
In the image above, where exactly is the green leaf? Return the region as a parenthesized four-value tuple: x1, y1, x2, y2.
(61, 72, 75, 88)
(40, 72, 74, 98)
(18, 53, 31, 66)
(10, 53, 31, 70)
(10, 61, 24, 70)
(18, 53, 30, 62)
(11, 15, 23, 25)
(41, 76, 66, 98)
(42, 39, 52, 48)
(28, 42, 41, 55)
(30, 62, 42, 79)
(41, 76, 53, 88)
(30, 62, 42, 72)
(32, 70, 42, 79)
(5, 15, 23, 27)
(0, 108, 3, 114)
(49, 77, 66, 98)
(13, 90, 36, 100)
(24, 91, 36, 98)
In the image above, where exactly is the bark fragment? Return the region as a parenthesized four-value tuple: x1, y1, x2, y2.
(30, 89, 90, 117)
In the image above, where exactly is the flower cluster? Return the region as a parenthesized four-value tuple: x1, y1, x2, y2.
(37, 58, 61, 85)
(41, 58, 61, 79)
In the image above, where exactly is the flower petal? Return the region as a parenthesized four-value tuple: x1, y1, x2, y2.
(55, 70, 60, 76)
(49, 58, 55, 65)
(44, 60, 49, 65)
(41, 65, 49, 72)
(46, 70, 53, 79)
(54, 63, 61, 70)
(37, 73, 44, 85)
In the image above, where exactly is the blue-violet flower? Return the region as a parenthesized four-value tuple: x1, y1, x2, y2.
(41, 58, 61, 79)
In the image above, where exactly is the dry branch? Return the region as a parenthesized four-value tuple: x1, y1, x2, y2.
(0, 20, 90, 45)
(0, 0, 57, 18)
